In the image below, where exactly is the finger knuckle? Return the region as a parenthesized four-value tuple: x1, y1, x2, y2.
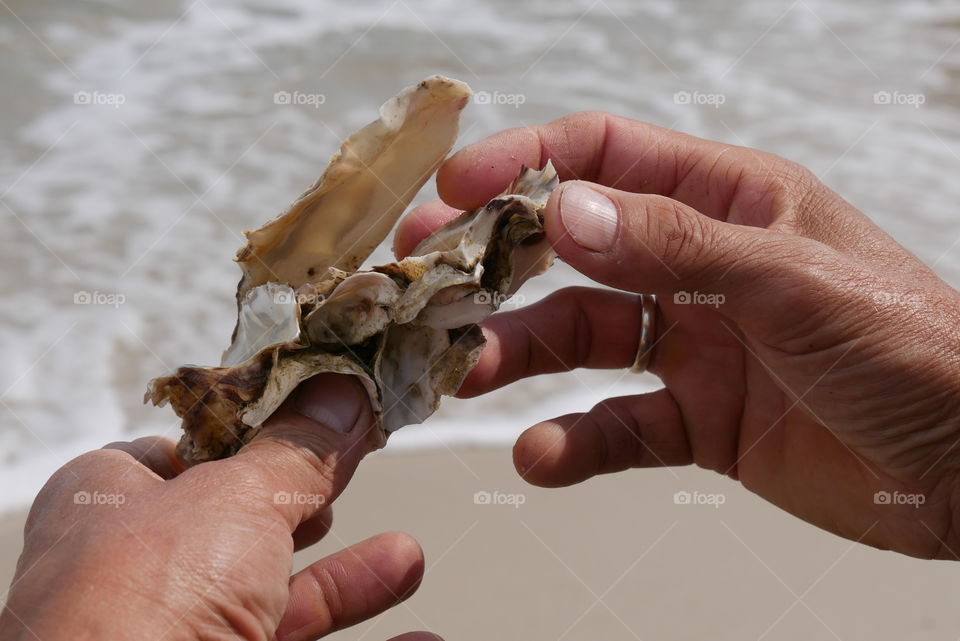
(649, 198, 717, 277)
(307, 561, 345, 623)
(59, 450, 128, 484)
(222, 437, 341, 505)
(749, 152, 822, 217)
(562, 109, 614, 125)
(539, 287, 596, 368)
(756, 149, 814, 187)
(541, 285, 593, 312)
(26, 450, 129, 529)
(181, 457, 276, 509)
(590, 399, 640, 473)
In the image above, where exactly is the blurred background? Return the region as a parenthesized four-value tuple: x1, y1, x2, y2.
(2, 1, 960, 639)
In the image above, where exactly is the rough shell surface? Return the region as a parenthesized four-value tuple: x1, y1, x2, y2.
(145, 76, 559, 464)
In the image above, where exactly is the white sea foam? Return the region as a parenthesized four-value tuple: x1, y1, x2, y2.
(1, 0, 959, 513)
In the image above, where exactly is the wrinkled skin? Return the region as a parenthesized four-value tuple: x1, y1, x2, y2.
(4, 112, 960, 641)
(395, 111, 960, 559)
(0, 375, 438, 641)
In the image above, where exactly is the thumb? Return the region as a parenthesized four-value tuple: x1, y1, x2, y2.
(232, 373, 380, 529)
(545, 181, 837, 328)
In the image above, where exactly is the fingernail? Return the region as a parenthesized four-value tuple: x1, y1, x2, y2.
(559, 183, 619, 252)
(290, 373, 365, 433)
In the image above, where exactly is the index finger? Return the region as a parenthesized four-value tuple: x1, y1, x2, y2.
(435, 110, 794, 222)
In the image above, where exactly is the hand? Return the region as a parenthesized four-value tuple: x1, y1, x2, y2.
(395, 111, 960, 559)
(0, 374, 436, 641)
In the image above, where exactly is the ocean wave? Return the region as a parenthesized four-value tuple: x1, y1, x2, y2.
(1, 0, 958, 513)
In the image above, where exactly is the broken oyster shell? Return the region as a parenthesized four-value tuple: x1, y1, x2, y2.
(145, 76, 559, 464)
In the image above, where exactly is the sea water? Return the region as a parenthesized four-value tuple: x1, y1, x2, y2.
(1, 0, 958, 513)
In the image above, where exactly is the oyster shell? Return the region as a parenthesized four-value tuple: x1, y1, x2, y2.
(145, 76, 559, 464)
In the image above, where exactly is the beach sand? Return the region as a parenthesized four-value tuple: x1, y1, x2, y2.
(2, 446, 958, 639)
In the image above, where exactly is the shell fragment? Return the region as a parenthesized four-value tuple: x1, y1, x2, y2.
(145, 76, 559, 464)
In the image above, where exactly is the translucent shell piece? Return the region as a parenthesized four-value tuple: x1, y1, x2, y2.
(145, 76, 559, 464)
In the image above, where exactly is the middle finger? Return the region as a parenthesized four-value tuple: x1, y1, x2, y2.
(455, 286, 643, 398)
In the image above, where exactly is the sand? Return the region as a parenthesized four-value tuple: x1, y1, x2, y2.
(2, 447, 958, 640)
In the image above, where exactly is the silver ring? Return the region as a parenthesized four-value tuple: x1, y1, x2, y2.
(630, 294, 657, 373)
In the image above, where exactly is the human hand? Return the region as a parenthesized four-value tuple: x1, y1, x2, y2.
(0, 374, 436, 641)
(395, 111, 960, 559)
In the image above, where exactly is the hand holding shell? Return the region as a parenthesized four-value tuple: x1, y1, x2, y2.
(145, 77, 558, 464)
